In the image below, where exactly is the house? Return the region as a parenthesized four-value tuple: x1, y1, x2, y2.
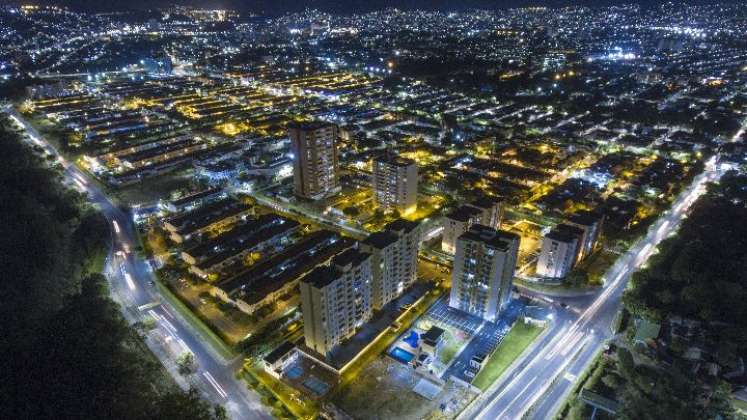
(263, 341, 298, 379)
(470, 352, 488, 370)
(420, 326, 445, 357)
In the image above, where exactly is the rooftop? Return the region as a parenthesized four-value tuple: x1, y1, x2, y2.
(546, 223, 585, 243)
(286, 120, 335, 131)
(165, 197, 251, 235)
(421, 325, 445, 345)
(446, 205, 483, 223)
(470, 195, 501, 211)
(567, 210, 601, 227)
(459, 224, 519, 251)
(301, 247, 371, 289)
(167, 188, 223, 208)
(263, 341, 296, 365)
(375, 154, 416, 168)
(217, 230, 353, 304)
(385, 218, 420, 234)
(362, 230, 398, 250)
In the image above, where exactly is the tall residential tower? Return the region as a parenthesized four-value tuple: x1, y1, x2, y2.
(449, 224, 519, 322)
(299, 247, 373, 357)
(441, 197, 502, 254)
(372, 154, 418, 216)
(361, 219, 421, 310)
(288, 121, 340, 200)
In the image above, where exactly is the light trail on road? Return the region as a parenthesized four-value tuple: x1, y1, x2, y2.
(4, 106, 270, 420)
(474, 155, 724, 420)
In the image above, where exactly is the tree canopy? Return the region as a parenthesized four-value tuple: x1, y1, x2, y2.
(0, 116, 224, 419)
(624, 171, 747, 336)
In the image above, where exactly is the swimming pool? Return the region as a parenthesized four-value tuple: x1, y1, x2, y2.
(390, 346, 416, 364)
(303, 376, 330, 396)
(286, 365, 303, 379)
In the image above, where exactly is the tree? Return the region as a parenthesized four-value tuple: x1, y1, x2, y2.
(617, 347, 635, 378)
(601, 373, 622, 390)
(177, 352, 197, 376)
(1, 124, 226, 419)
(153, 388, 228, 420)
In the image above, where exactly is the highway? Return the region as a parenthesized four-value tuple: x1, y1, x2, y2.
(462, 155, 724, 420)
(5, 107, 270, 420)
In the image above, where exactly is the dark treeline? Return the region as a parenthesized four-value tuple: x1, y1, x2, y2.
(0, 116, 225, 419)
(624, 171, 747, 345)
(617, 170, 747, 418)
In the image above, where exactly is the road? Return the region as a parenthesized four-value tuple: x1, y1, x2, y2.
(463, 155, 724, 420)
(5, 107, 270, 420)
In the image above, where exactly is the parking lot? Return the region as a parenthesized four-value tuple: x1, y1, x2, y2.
(442, 300, 525, 383)
(425, 299, 483, 336)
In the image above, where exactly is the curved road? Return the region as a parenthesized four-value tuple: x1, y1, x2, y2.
(5, 107, 270, 420)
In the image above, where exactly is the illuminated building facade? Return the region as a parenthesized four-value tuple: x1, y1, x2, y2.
(449, 225, 519, 322)
(372, 154, 418, 215)
(361, 219, 421, 310)
(289, 121, 340, 200)
(300, 248, 373, 357)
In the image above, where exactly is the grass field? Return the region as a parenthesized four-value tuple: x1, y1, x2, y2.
(438, 331, 461, 365)
(515, 278, 598, 297)
(472, 322, 544, 391)
(437, 327, 470, 366)
(116, 171, 194, 205)
(733, 397, 747, 415)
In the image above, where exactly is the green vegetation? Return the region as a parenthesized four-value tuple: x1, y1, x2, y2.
(623, 171, 747, 363)
(0, 116, 224, 419)
(155, 278, 236, 360)
(117, 170, 194, 205)
(177, 352, 197, 376)
(472, 322, 544, 390)
(601, 347, 731, 420)
(438, 329, 464, 365)
(242, 365, 316, 419)
(733, 397, 747, 415)
(561, 171, 747, 419)
(573, 248, 618, 285)
(516, 278, 598, 297)
(556, 350, 608, 420)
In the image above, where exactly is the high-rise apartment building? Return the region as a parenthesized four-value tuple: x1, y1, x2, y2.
(288, 121, 340, 200)
(441, 197, 503, 254)
(372, 154, 418, 216)
(566, 210, 603, 264)
(361, 219, 421, 310)
(300, 247, 373, 357)
(535, 224, 584, 279)
(449, 224, 519, 322)
(468, 196, 503, 230)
